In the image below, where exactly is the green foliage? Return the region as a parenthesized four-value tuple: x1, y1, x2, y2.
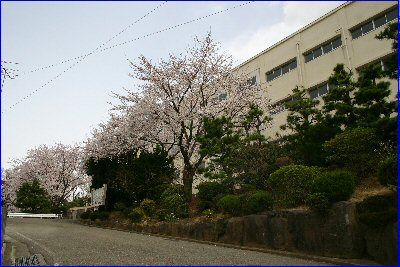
(357, 194, 397, 228)
(139, 199, 156, 217)
(196, 182, 229, 211)
(89, 212, 98, 221)
(376, 22, 398, 79)
(281, 87, 338, 166)
(114, 202, 127, 211)
(160, 191, 188, 219)
(202, 209, 215, 218)
(268, 165, 322, 208)
(80, 211, 91, 220)
(198, 107, 281, 190)
(324, 127, 382, 178)
(96, 211, 110, 221)
(242, 191, 273, 215)
(378, 155, 398, 187)
(128, 207, 145, 223)
(306, 193, 330, 214)
(85, 147, 176, 211)
(160, 184, 185, 200)
(15, 180, 53, 214)
(231, 142, 282, 188)
(323, 64, 358, 129)
(217, 194, 242, 216)
(312, 170, 356, 203)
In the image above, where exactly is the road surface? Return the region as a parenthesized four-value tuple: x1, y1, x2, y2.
(6, 218, 333, 266)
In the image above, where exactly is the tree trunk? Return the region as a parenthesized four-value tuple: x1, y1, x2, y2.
(182, 165, 195, 202)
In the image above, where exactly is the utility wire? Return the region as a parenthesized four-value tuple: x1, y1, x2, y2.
(4, 1, 253, 113)
(20, 2, 167, 76)
(3, 1, 168, 113)
(21, 1, 252, 76)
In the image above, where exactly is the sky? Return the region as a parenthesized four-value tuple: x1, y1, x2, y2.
(1, 1, 344, 168)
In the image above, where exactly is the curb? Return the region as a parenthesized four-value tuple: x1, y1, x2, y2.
(74, 221, 380, 266)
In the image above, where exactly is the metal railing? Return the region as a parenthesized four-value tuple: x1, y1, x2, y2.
(7, 213, 62, 219)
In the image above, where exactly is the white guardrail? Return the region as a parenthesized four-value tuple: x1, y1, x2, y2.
(7, 212, 62, 219)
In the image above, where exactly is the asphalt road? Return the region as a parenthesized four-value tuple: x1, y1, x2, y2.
(6, 218, 333, 266)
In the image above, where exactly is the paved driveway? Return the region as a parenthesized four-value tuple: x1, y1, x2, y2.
(6, 218, 333, 266)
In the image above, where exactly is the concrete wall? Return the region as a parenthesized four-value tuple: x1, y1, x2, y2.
(235, 1, 398, 138)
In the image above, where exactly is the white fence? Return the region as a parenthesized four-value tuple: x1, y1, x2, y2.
(7, 212, 62, 219)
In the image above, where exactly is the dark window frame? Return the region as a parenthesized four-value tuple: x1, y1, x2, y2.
(266, 58, 297, 82)
(350, 7, 398, 40)
(304, 36, 342, 63)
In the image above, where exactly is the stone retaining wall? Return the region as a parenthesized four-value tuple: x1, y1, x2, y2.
(82, 199, 398, 265)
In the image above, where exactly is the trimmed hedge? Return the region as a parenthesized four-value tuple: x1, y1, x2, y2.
(268, 164, 322, 208)
(242, 191, 273, 215)
(378, 155, 398, 187)
(196, 181, 229, 211)
(324, 127, 381, 178)
(311, 170, 356, 203)
(217, 194, 241, 216)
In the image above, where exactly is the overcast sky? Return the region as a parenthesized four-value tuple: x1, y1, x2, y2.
(1, 1, 344, 168)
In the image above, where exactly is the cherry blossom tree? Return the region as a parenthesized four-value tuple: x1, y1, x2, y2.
(111, 33, 268, 200)
(3, 143, 91, 209)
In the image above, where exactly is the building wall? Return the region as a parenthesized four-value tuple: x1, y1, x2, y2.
(235, 1, 398, 138)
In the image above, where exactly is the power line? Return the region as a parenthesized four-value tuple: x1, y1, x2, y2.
(4, 1, 253, 113)
(1, 61, 20, 91)
(21, 1, 253, 76)
(20, 2, 167, 76)
(3, 2, 168, 113)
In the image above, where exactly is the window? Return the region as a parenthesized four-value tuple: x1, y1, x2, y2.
(309, 83, 330, 99)
(323, 43, 332, 54)
(247, 76, 257, 86)
(266, 58, 297, 82)
(304, 36, 342, 63)
(305, 52, 313, 63)
(351, 8, 398, 40)
(269, 95, 300, 116)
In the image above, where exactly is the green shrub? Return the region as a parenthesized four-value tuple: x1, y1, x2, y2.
(312, 170, 356, 203)
(139, 199, 156, 217)
(357, 194, 397, 228)
(97, 211, 110, 221)
(306, 193, 330, 214)
(378, 155, 398, 187)
(202, 209, 215, 218)
(217, 194, 241, 216)
(114, 202, 127, 211)
(196, 182, 228, 211)
(164, 212, 178, 223)
(122, 207, 131, 217)
(242, 191, 273, 215)
(89, 211, 98, 221)
(128, 207, 145, 223)
(160, 184, 185, 199)
(160, 193, 188, 219)
(324, 127, 381, 178)
(268, 164, 322, 208)
(80, 211, 91, 220)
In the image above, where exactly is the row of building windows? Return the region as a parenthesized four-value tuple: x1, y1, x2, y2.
(266, 59, 297, 82)
(351, 8, 397, 39)
(270, 83, 330, 115)
(309, 83, 330, 99)
(264, 7, 396, 84)
(269, 53, 392, 115)
(304, 36, 342, 63)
